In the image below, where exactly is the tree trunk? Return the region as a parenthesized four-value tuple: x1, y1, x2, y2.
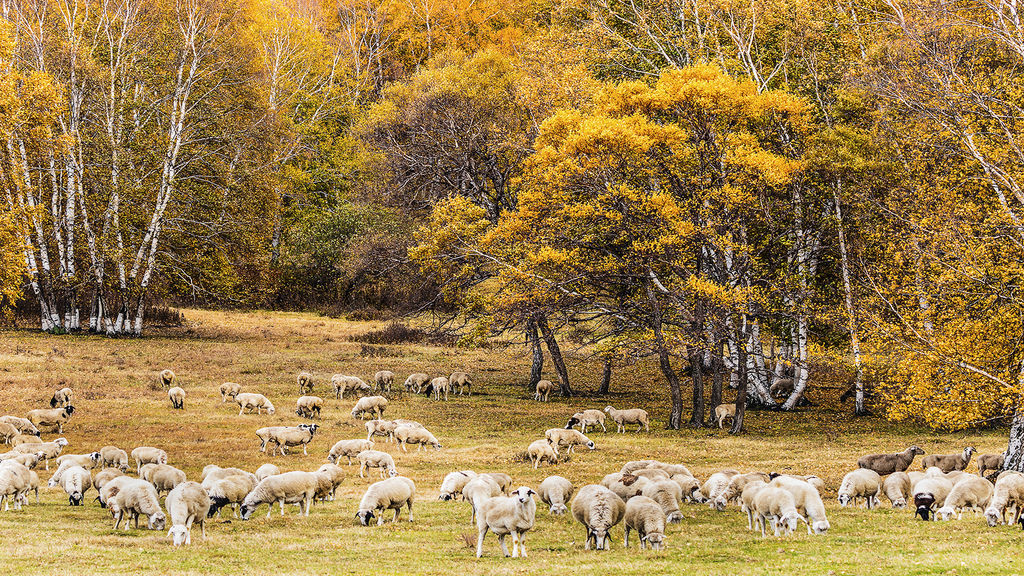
(527, 316, 544, 389)
(537, 314, 571, 397)
(782, 317, 810, 410)
(730, 326, 748, 435)
(645, 277, 683, 428)
(688, 344, 705, 427)
(707, 338, 724, 426)
(1006, 408, 1024, 472)
(834, 185, 867, 415)
(599, 358, 612, 394)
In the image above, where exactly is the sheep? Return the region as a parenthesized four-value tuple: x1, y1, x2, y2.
(482, 473, 513, 495)
(0, 452, 40, 470)
(265, 424, 319, 456)
(356, 450, 397, 479)
(166, 481, 211, 546)
(235, 393, 275, 415)
(753, 486, 805, 537)
(255, 426, 289, 453)
(984, 473, 1024, 526)
(297, 371, 314, 395)
(13, 437, 68, 470)
(568, 410, 606, 433)
(93, 468, 125, 496)
(403, 373, 430, 394)
(364, 419, 398, 443)
(978, 453, 1006, 477)
(768, 475, 830, 534)
(331, 375, 371, 399)
(430, 376, 451, 401)
(0, 460, 33, 506)
(857, 446, 925, 475)
(207, 474, 258, 518)
(527, 439, 558, 469)
(601, 472, 652, 502)
(922, 447, 976, 473)
(394, 425, 441, 452)
(571, 484, 626, 551)
(328, 439, 375, 465)
(49, 387, 73, 408)
(168, 386, 186, 410)
(55, 452, 102, 470)
(604, 406, 649, 433)
(641, 479, 684, 523)
(882, 471, 911, 508)
(672, 474, 703, 503)
(476, 487, 536, 558)
(50, 464, 92, 506)
(0, 423, 18, 445)
(714, 472, 770, 509)
(544, 428, 595, 455)
(936, 475, 994, 520)
(739, 479, 769, 530)
(99, 446, 129, 471)
(449, 371, 472, 396)
(145, 464, 187, 495)
(110, 479, 166, 530)
(98, 475, 134, 508)
(699, 470, 740, 506)
(219, 382, 241, 402)
(313, 464, 346, 502)
(631, 468, 671, 482)
(374, 371, 394, 394)
(201, 464, 250, 484)
(621, 460, 693, 478)
(0, 466, 28, 511)
(534, 380, 554, 401)
(295, 396, 323, 419)
(23, 469, 38, 505)
(912, 476, 954, 520)
(355, 476, 416, 526)
(838, 468, 882, 509)
(715, 404, 736, 429)
(463, 475, 503, 522)
(160, 369, 176, 389)
(351, 396, 389, 420)
(240, 471, 319, 520)
(255, 464, 280, 481)
(623, 495, 666, 550)
(769, 378, 794, 399)
(131, 447, 168, 472)
(26, 406, 75, 433)
(439, 470, 478, 501)
(0, 416, 39, 437)
(538, 475, 574, 515)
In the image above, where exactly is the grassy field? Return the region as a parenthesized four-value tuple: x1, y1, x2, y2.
(0, 309, 1018, 575)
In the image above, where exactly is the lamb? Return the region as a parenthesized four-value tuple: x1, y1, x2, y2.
(430, 376, 451, 401)
(55, 452, 102, 470)
(527, 439, 558, 469)
(131, 447, 168, 472)
(984, 473, 1024, 526)
(544, 428, 595, 455)
(882, 472, 911, 508)
(166, 481, 211, 546)
(168, 386, 186, 410)
(145, 464, 187, 495)
(439, 470, 479, 501)
(539, 475, 574, 515)
(449, 371, 472, 395)
(356, 450, 397, 479)
(601, 472, 651, 502)
(235, 393, 275, 415)
(356, 476, 416, 525)
(571, 484, 626, 551)
(374, 371, 394, 394)
(604, 406, 649, 433)
(295, 396, 324, 419)
(297, 371, 315, 395)
(403, 373, 430, 394)
(912, 476, 954, 520)
(394, 425, 441, 452)
(240, 471, 319, 520)
(328, 439, 375, 465)
(715, 404, 736, 429)
(219, 382, 241, 402)
(476, 487, 536, 558)
(26, 406, 75, 433)
(462, 475, 503, 522)
(351, 396, 389, 420)
(365, 419, 398, 442)
(641, 479, 685, 523)
(568, 410, 606, 433)
(110, 479, 166, 530)
(768, 475, 830, 534)
(0, 416, 39, 437)
(921, 447, 975, 473)
(331, 375, 371, 399)
(857, 446, 925, 475)
(0, 423, 18, 445)
(207, 474, 258, 518)
(255, 464, 281, 481)
(699, 470, 740, 506)
(100, 446, 129, 471)
(313, 464, 346, 502)
(838, 468, 882, 509)
(264, 424, 319, 456)
(936, 475, 994, 520)
(534, 380, 554, 401)
(753, 486, 805, 537)
(978, 453, 1006, 477)
(13, 437, 68, 470)
(160, 369, 176, 388)
(49, 387, 73, 408)
(623, 495, 667, 550)
(621, 460, 693, 478)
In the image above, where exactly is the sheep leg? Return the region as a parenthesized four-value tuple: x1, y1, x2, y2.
(476, 526, 488, 558)
(511, 532, 520, 557)
(519, 532, 527, 557)
(600, 422, 606, 432)
(498, 534, 509, 557)
(624, 526, 630, 548)
(401, 442, 408, 453)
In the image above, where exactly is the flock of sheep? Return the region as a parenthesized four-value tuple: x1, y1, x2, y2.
(0, 368, 1021, 559)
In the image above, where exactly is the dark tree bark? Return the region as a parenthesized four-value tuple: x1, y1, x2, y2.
(527, 316, 544, 390)
(646, 278, 683, 428)
(1006, 408, 1024, 472)
(707, 338, 724, 427)
(730, 324, 749, 435)
(537, 313, 572, 397)
(599, 358, 612, 394)
(688, 344, 705, 427)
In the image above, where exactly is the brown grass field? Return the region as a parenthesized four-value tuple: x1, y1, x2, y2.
(0, 309, 1018, 575)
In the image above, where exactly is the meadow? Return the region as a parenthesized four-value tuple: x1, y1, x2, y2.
(0, 309, 1018, 576)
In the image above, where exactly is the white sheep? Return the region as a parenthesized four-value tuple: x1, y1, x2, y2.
(331, 375, 371, 399)
(544, 428, 595, 455)
(463, 475, 503, 523)
(0, 465, 28, 511)
(111, 478, 167, 530)
(1, 460, 33, 507)
(264, 424, 319, 456)
(768, 475, 830, 534)
(430, 376, 451, 401)
(295, 396, 323, 419)
(145, 464, 187, 495)
(882, 472, 911, 508)
(0, 451, 41, 470)
(365, 420, 398, 443)
(838, 468, 882, 509)
(166, 481, 211, 546)
(482, 473, 513, 495)
(374, 371, 394, 394)
(206, 474, 257, 518)
(738, 479, 769, 530)
(351, 396, 389, 420)
(356, 450, 397, 479)
(604, 405, 649, 433)
(714, 472, 770, 509)
(167, 386, 186, 410)
(356, 476, 416, 525)
(131, 447, 168, 473)
(640, 479, 684, 523)
(439, 470, 478, 501)
(55, 452, 102, 470)
(623, 495, 667, 550)
(394, 425, 441, 452)
(219, 382, 241, 403)
(328, 439, 375, 465)
(449, 371, 473, 395)
(92, 468, 125, 497)
(601, 472, 651, 502)
(527, 439, 558, 469)
(12, 437, 68, 470)
(476, 486, 536, 558)
(235, 393, 275, 415)
(255, 427, 288, 453)
(699, 470, 740, 507)
(98, 475, 134, 508)
(313, 464, 346, 502)
(160, 369, 176, 388)
(753, 486, 805, 537)
(0, 416, 39, 437)
(569, 409, 606, 433)
(936, 475, 994, 520)
(100, 446, 129, 471)
(538, 475, 574, 515)
(297, 372, 315, 395)
(49, 387, 73, 408)
(571, 484, 626, 551)
(534, 380, 554, 401)
(621, 460, 693, 478)
(255, 464, 281, 482)
(0, 423, 18, 445)
(240, 471, 319, 520)
(912, 476, 954, 521)
(404, 373, 430, 394)
(984, 472, 1024, 526)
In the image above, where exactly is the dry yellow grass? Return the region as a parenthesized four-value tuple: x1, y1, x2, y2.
(0, 309, 1017, 575)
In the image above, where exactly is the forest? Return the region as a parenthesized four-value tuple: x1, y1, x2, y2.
(1, 0, 1023, 461)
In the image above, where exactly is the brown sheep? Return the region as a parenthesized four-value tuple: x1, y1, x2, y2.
(857, 446, 925, 475)
(921, 447, 975, 473)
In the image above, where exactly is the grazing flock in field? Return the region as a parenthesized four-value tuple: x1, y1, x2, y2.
(0, 370, 1021, 559)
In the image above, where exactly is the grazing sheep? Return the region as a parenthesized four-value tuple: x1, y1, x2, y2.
(351, 396, 389, 420)
(978, 453, 1006, 477)
(166, 481, 211, 546)
(255, 464, 281, 482)
(26, 406, 75, 433)
(430, 376, 451, 401)
(715, 472, 770, 509)
(98, 475, 134, 508)
(641, 479, 684, 523)
(331, 375, 371, 399)
(374, 371, 394, 394)
(0, 416, 39, 437)
(769, 378, 794, 399)
(671, 474, 702, 503)
(604, 406, 649, 433)
(55, 452, 102, 470)
(219, 382, 241, 403)
(394, 425, 441, 452)
(0, 452, 41, 470)
(0, 465, 29, 511)
(838, 468, 882, 509)
(476, 487, 536, 558)
(47, 464, 91, 506)
(984, 473, 1024, 526)
(623, 495, 667, 550)
(93, 468, 125, 496)
(534, 380, 554, 401)
(13, 438, 68, 470)
(356, 450, 397, 479)
(313, 464, 346, 502)
(912, 476, 954, 521)
(527, 439, 558, 469)
(265, 424, 319, 456)
(936, 475, 994, 520)
(394, 418, 424, 429)
(699, 470, 740, 507)
(768, 476, 830, 534)
(49, 387, 73, 408)
(439, 470, 478, 501)
(544, 428, 595, 455)
(365, 419, 398, 443)
(206, 474, 257, 518)
(737, 479, 769, 530)
(145, 464, 187, 495)
(295, 396, 324, 419)
(572, 484, 626, 551)
(160, 369, 176, 389)
(403, 373, 430, 394)
(297, 372, 314, 395)
(715, 404, 737, 429)
(922, 447, 976, 473)
(463, 475, 503, 522)
(200, 465, 254, 486)
(110, 479, 166, 531)
(857, 446, 925, 475)
(449, 371, 473, 396)
(0, 423, 18, 445)
(356, 476, 416, 526)
(601, 472, 651, 502)
(168, 387, 186, 410)
(131, 447, 168, 472)
(99, 446, 129, 472)
(240, 471, 319, 520)
(621, 460, 693, 478)
(328, 439, 375, 465)
(753, 486, 805, 537)
(568, 410, 606, 434)
(255, 427, 288, 453)
(882, 472, 911, 508)
(539, 475, 574, 515)
(235, 393, 275, 416)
